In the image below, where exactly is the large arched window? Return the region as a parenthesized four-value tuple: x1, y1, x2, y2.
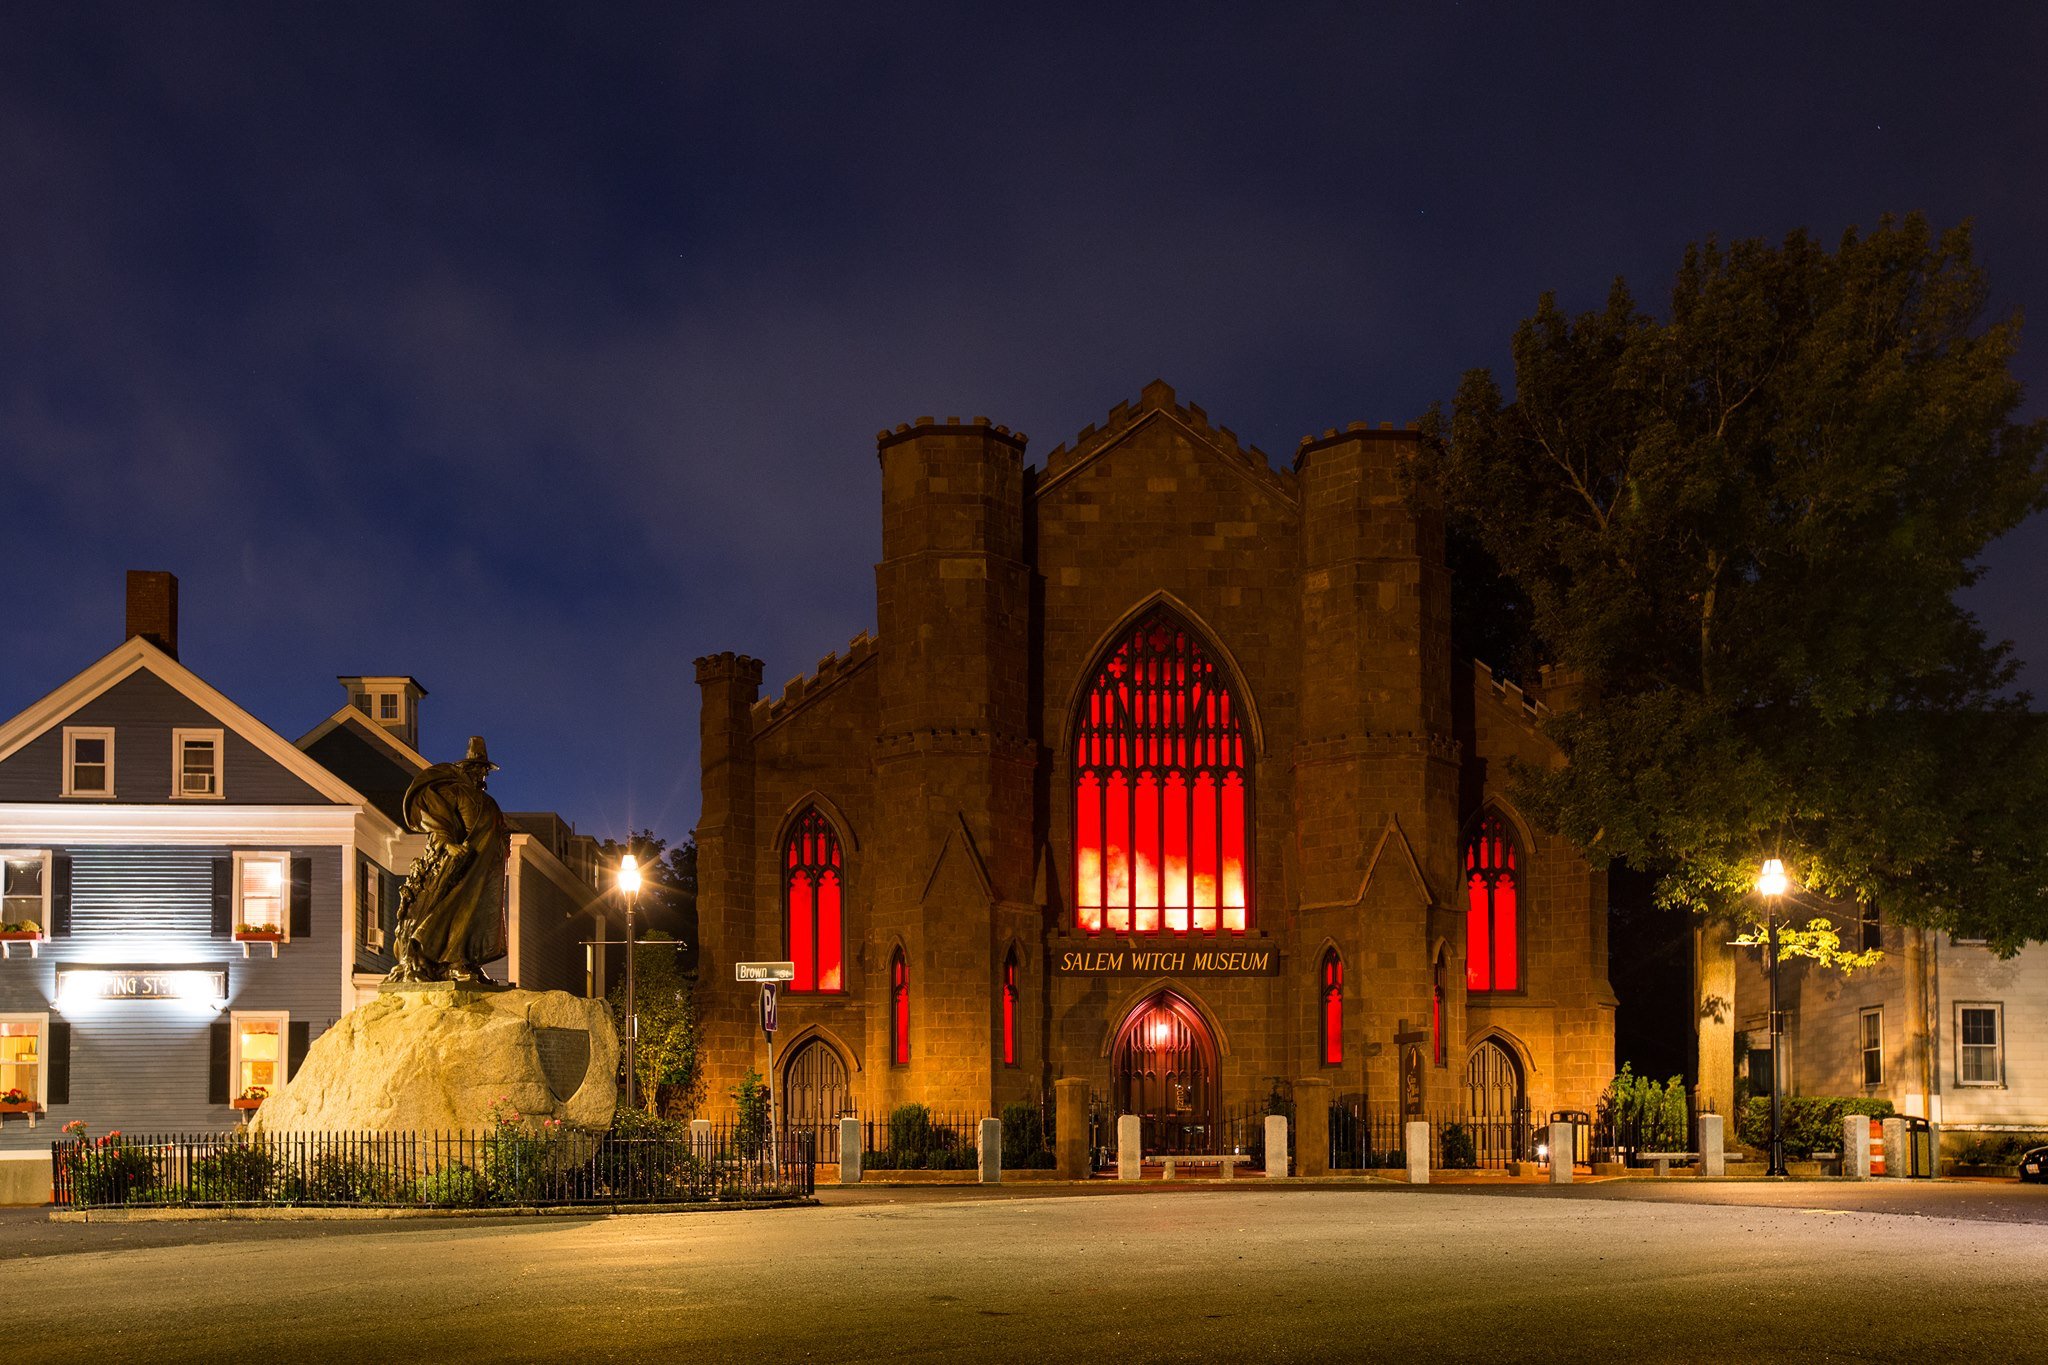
(1465, 812, 1520, 993)
(1001, 948, 1018, 1067)
(1073, 606, 1251, 934)
(783, 808, 844, 993)
(890, 948, 909, 1066)
(1320, 948, 1343, 1065)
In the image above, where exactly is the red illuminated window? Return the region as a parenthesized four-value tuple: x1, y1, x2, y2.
(1320, 948, 1343, 1065)
(890, 948, 909, 1066)
(1001, 949, 1017, 1067)
(1073, 607, 1251, 934)
(784, 809, 844, 993)
(1465, 813, 1520, 992)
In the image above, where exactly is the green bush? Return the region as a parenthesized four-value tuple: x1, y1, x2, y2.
(1601, 1064, 1690, 1153)
(731, 1070, 770, 1158)
(1001, 1103, 1054, 1169)
(1737, 1096, 1895, 1157)
(191, 1134, 277, 1202)
(1441, 1123, 1477, 1169)
(63, 1135, 158, 1206)
(301, 1154, 399, 1204)
(1950, 1132, 2048, 1166)
(415, 1163, 485, 1206)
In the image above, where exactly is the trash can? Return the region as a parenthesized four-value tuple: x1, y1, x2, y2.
(1548, 1110, 1591, 1167)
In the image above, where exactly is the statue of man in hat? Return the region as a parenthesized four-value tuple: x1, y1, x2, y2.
(387, 736, 510, 986)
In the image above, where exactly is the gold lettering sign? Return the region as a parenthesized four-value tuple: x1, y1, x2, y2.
(56, 966, 228, 1002)
(1052, 943, 1279, 976)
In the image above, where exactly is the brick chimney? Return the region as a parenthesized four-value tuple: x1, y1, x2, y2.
(126, 571, 179, 659)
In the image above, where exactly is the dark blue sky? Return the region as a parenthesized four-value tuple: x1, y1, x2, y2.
(4, 4, 2044, 842)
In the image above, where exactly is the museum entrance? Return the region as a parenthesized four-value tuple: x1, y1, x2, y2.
(1112, 991, 1218, 1154)
(1463, 1037, 1528, 1167)
(781, 1037, 850, 1156)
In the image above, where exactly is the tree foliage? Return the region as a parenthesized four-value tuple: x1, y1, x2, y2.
(1417, 215, 2048, 952)
(607, 930, 702, 1119)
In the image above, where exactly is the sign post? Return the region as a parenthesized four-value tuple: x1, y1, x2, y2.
(737, 963, 794, 1166)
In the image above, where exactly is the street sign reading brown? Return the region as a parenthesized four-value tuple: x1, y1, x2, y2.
(1053, 944, 1280, 976)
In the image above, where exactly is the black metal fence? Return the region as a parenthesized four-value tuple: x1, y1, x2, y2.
(859, 1109, 985, 1170)
(1590, 1093, 1698, 1167)
(52, 1125, 814, 1210)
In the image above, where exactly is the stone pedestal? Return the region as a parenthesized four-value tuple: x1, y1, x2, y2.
(1055, 1078, 1090, 1180)
(252, 986, 617, 1135)
(979, 1117, 1002, 1184)
(1405, 1120, 1430, 1184)
(1295, 1077, 1331, 1178)
(840, 1117, 863, 1185)
(1699, 1113, 1726, 1177)
(1548, 1121, 1573, 1184)
(1117, 1114, 1141, 1180)
(1264, 1115, 1289, 1178)
(1843, 1114, 1872, 1179)
(1882, 1117, 1908, 1178)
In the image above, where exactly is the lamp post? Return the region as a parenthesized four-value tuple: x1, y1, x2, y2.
(1757, 857, 1789, 1177)
(617, 853, 642, 1113)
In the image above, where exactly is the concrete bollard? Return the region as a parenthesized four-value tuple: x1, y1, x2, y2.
(1843, 1113, 1872, 1179)
(979, 1117, 1002, 1184)
(1405, 1120, 1430, 1184)
(1117, 1114, 1142, 1180)
(1264, 1114, 1289, 1178)
(1295, 1077, 1331, 1178)
(1882, 1116, 1908, 1178)
(1054, 1077, 1089, 1180)
(1548, 1120, 1573, 1184)
(1699, 1113, 1725, 1177)
(691, 1118, 713, 1166)
(840, 1116, 863, 1186)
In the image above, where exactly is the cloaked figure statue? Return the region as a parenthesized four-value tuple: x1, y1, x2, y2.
(387, 736, 509, 986)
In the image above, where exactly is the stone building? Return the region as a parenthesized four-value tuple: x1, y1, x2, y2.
(694, 382, 1615, 1156)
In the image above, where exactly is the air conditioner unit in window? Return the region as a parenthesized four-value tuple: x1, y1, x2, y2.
(182, 771, 216, 796)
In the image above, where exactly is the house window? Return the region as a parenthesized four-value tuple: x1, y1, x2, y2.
(377, 692, 399, 721)
(1464, 812, 1521, 992)
(890, 949, 909, 1066)
(1859, 902, 1881, 953)
(1073, 606, 1251, 934)
(0, 1016, 47, 1108)
(1320, 948, 1343, 1066)
(358, 859, 385, 952)
(234, 852, 290, 937)
(1, 853, 48, 933)
(1859, 1007, 1883, 1087)
(232, 1012, 286, 1103)
(1957, 1004, 2003, 1086)
(61, 727, 115, 798)
(172, 728, 223, 799)
(783, 809, 844, 993)
(1001, 950, 1018, 1066)
(351, 691, 371, 715)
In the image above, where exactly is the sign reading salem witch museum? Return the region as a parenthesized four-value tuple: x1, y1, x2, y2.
(1053, 943, 1281, 977)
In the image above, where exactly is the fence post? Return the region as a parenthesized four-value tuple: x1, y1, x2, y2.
(838, 1116, 863, 1185)
(1698, 1112, 1725, 1177)
(1054, 1078, 1089, 1180)
(1263, 1114, 1289, 1178)
(1842, 1113, 1871, 1179)
(978, 1117, 1002, 1184)
(1881, 1116, 1907, 1178)
(1547, 1120, 1573, 1184)
(1116, 1114, 1141, 1180)
(1404, 1120, 1430, 1184)
(1295, 1077, 1330, 1178)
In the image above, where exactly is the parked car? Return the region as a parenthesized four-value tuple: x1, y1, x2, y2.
(2021, 1146, 2047, 1184)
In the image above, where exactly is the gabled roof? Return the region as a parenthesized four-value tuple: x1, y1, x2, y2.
(0, 636, 385, 817)
(1031, 379, 1299, 509)
(297, 707, 432, 772)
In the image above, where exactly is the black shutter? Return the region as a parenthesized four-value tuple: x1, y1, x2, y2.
(210, 857, 232, 937)
(208, 1020, 231, 1105)
(46, 1021, 70, 1106)
(289, 855, 312, 939)
(50, 854, 72, 937)
(288, 1021, 310, 1079)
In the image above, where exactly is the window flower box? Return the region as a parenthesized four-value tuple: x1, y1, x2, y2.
(234, 926, 284, 959)
(230, 1096, 265, 1111)
(0, 1089, 39, 1119)
(0, 925, 41, 959)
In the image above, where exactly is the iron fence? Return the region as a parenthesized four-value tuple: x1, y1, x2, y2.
(1590, 1092, 1698, 1167)
(52, 1124, 813, 1210)
(1328, 1101, 1461, 1170)
(857, 1109, 985, 1170)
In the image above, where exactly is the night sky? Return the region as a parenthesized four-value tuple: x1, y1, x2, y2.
(4, 5, 2045, 846)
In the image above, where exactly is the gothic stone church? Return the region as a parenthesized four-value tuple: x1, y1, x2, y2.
(693, 381, 1615, 1151)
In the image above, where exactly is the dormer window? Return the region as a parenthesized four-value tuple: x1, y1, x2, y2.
(172, 729, 223, 799)
(62, 727, 115, 798)
(351, 691, 371, 715)
(377, 692, 399, 722)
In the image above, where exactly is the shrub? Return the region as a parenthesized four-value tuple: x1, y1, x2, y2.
(1950, 1132, 2048, 1166)
(302, 1154, 398, 1204)
(1601, 1064, 1690, 1154)
(415, 1164, 485, 1206)
(62, 1134, 158, 1206)
(1441, 1123, 1477, 1169)
(191, 1133, 278, 1202)
(1001, 1103, 1054, 1169)
(1738, 1096, 1895, 1157)
(730, 1070, 770, 1158)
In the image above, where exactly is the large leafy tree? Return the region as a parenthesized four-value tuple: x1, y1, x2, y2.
(1417, 215, 2048, 952)
(597, 831, 701, 1116)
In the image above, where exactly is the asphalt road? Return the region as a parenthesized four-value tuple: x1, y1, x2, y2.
(5, 1181, 2047, 1362)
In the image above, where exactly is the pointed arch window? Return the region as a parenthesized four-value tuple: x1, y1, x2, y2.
(1320, 948, 1343, 1065)
(890, 948, 909, 1066)
(783, 808, 844, 993)
(1465, 813, 1521, 993)
(1073, 606, 1251, 934)
(1432, 951, 1447, 1066)
(1001, 949, 1018, 1067)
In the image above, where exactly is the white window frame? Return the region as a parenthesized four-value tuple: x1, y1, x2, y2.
(1956, 1002, 2004, 1088)
(0, 850, 51, 933)
(170, 728, 225, 800)
(60, 726, 115, 798)
(376, 691, 399, 722)
(229, 1010, 289, 1103)
(358, 857, 385, 952)
(232, 850, 292, 940)
(0, 1013, 51, 1109)
(1858, 1006, 1883, 1088)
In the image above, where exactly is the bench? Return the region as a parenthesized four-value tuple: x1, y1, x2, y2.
(1158, 1155, 1249, 1180)
(1638, 1151, 1748, 1177)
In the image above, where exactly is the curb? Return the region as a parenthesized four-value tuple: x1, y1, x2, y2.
(49, 1197, 818, 1224)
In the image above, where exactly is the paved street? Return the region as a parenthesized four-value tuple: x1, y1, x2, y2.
(5, 1181, 2048, 1362)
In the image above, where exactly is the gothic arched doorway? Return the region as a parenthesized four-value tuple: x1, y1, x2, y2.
(1112, 992, 1218, 1154)
(782, 1037, 850, 1149)
(1463, 1037, 1527, 1167)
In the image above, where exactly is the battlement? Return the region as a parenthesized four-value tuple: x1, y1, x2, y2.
(876, 415, 1027, 454)
(693, 652, 764, 686)
(1037, 378, 1280, 487)
(1292, 420, 1422, 471)
(750, 630, 879, 730)
(1473, 659, 1546, 719)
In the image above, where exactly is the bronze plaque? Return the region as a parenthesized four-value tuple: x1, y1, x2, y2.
(535, 1027, 590, 1101)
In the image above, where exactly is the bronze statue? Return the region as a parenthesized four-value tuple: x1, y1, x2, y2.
(387, 736, 509, 986)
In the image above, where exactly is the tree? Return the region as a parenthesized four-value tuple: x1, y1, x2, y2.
(606, 930, 703, 1118)
(1416, 215, 2048, 954)
(596, 830, 698, 976)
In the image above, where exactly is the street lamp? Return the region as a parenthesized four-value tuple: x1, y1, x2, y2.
(1758, 857, 1788, 1177)
(617, 853, 642, 1112)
